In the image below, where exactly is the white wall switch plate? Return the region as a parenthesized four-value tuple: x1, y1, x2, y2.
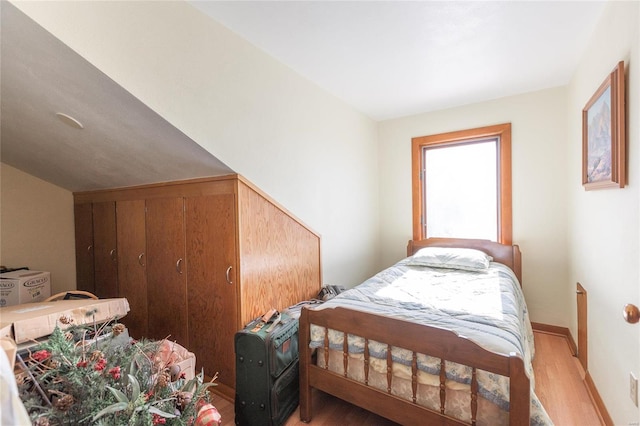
(631, 372, 638, 407)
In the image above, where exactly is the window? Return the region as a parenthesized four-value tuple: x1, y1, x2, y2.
(411, 123, 512, 244)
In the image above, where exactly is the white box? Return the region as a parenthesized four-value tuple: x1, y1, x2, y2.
(0, 270, 51, 307)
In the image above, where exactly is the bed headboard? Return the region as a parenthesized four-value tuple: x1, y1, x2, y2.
(407, 238, 522, 285)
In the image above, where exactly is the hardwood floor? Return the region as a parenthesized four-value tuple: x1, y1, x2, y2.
(211, 331, 602, 425)
(532, 332, 603, 425)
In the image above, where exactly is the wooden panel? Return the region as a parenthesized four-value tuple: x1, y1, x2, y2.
(237, 182, 321, 325)
(235, 175, 319, 238)
(73, 203, 94, 293)
(577, 282, 588, 371)
(146, 197, 188, 346)
(116, 200, 147, 339)
(186, 193, 237, 389)
(74, 175, 236, 203)
(74, 174, 323, 397)
(92, 201, 118, 298)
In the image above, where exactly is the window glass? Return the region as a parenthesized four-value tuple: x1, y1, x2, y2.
(423, 140, 497, 240)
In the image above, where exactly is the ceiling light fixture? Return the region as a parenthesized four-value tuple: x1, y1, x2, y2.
(55, 112, 84, 129)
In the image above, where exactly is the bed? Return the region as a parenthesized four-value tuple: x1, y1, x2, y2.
(298, 238, 551, 425)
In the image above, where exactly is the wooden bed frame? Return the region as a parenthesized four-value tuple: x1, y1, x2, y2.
(299, 238, 529, 425)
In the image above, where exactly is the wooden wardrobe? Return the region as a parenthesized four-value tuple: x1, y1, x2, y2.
(73, 174, 322, 398)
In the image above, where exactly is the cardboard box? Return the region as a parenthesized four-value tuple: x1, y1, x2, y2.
(156, 340, 196, 381)
(0, 298, 130, 345)
(0, 270, 51, 307)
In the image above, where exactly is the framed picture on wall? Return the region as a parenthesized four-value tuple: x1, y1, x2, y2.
(582, 61, 626, 190)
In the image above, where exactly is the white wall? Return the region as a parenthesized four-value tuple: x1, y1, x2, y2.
(379, 2, 640, 421)
(0, 163, 76, 295)
(378, 87, 570, 326)
(8, 1, 639, 420)
(566, 1, 640, 423)
(12, 1, 381, 286)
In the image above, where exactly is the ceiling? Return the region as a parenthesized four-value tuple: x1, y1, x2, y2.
(0, 2, 232, 193)
(0, 1, 607, 193)
(190, 1, 607, 120)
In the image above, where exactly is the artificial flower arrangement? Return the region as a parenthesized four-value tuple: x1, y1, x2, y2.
(15, 314, 221, 426)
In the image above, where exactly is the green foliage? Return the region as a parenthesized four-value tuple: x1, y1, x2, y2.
(17, 321, 217, 426)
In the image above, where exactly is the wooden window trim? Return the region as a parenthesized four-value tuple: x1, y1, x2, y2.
(411, 123, 512, 244)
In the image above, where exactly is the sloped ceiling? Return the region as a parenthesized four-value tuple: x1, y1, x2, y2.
(0, 1, 606, 192)
(0, 2, 232, 193)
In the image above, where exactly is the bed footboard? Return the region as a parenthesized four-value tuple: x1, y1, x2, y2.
(299, 306, 530, 425)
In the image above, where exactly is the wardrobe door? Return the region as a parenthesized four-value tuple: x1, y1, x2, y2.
(74, 203, 95, 294)
(92, 201, 118, 298)
(186, 193, 237, 389)
(116, 200, 147, 339)
(146, 197, 188, 347)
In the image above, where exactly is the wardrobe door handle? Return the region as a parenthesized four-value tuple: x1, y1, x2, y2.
(225, 266, 233, 285)
(110, 249, 117, 262)
(176, 258, 183, 274)
(138, 253, 145, 267)
(87, 245, 93, 254)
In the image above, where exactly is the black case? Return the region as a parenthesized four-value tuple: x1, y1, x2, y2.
(234, 312, 299, 426)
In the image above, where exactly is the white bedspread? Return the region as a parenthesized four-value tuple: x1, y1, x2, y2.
(309, 259, 552, 425)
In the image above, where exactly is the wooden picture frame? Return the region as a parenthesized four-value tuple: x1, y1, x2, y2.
(582, 61, 626, 190)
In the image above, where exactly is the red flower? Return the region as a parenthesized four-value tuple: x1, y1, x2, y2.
(145, 390, 154, 401)
(152, 414, 166, 424)
(76, 360, 88, 368)
(108, 366, 121, 380)
(180, 372, 186, 379)
(94, 358, 107, 371)
(32, 350, 51, 362)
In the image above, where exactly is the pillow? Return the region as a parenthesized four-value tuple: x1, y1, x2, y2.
(406, 247, 492, 271)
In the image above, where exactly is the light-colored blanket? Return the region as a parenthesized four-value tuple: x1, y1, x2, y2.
(309, 259, 552, 425)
